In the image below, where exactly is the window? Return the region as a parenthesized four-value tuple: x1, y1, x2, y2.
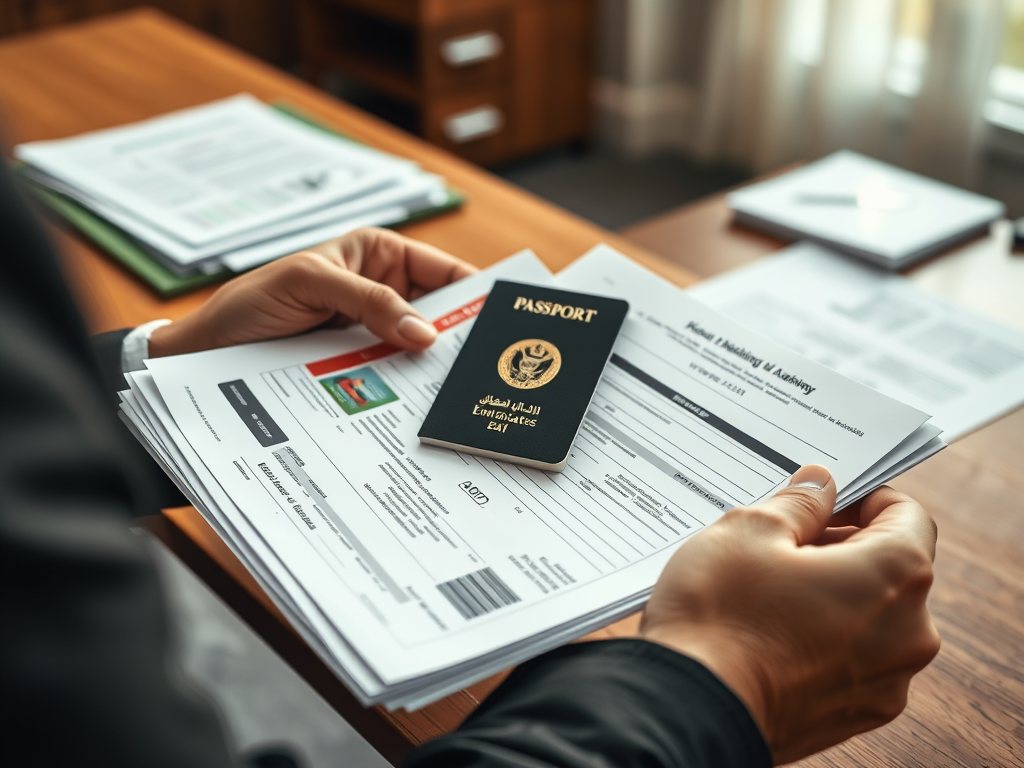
(886, 0, 932, 97)
(880, 0, 1024, 142)
(986, 0, 1024, 133)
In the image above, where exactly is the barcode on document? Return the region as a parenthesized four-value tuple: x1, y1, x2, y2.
(437, 567, 521, 620)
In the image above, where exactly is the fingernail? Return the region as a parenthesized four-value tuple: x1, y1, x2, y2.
(788, 464, 831, 490)
(397, 314, 437, 345)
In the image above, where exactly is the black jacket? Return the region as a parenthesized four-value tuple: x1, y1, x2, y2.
(0, 162, 770, 768)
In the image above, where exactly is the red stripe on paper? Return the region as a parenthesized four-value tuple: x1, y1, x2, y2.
(305, 294, 488, 378)
(432, 295, 486, 332)
(305, 341, 399, 377)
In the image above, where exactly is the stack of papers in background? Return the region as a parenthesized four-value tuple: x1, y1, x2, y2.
(118, 245, 946, 709)
(728, 151, 1005, 270)
(689, 242, 1024, 441)
(15, 95, 461, 295)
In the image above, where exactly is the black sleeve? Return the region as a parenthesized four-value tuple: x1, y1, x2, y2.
(406, 639, 772, 768)
(0, 163, 236, 767)
(89, 327, 189, 510)
(91, 327, 132, 404)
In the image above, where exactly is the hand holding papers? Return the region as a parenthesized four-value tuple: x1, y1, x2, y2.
(146, 229, 475, 357)
(119, 245, 940, 709)
(642, 470, 941, 766)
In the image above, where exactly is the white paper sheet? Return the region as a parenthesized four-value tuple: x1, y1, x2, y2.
(688, 242, 1024, 440)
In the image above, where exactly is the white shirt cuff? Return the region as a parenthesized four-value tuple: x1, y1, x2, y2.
(121, 319, 172, 373)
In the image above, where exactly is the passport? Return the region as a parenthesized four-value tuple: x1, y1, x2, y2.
(418, 280, 629, 471)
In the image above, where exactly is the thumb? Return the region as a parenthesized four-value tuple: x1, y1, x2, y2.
(311, 264, 439, 350)
(759, 464, 837, 546)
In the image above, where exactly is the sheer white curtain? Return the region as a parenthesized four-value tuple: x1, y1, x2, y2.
(690, 0, 1006, 188)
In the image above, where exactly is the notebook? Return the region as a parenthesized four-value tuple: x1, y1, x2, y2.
(728, 150, 1004, 270)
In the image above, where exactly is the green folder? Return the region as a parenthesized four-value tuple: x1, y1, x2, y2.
(14, 102, 465, 298)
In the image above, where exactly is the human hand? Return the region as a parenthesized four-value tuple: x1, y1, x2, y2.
(149, 228, 477, 357)
(640, 465, 940, 765)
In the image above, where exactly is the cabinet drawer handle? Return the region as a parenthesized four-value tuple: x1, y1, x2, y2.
(441, 31, 503, 67)
(443, 105, 503, 143)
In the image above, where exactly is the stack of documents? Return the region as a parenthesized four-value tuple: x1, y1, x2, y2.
(15, 95, 456, 283)
(119, 245, 946, 710)
(728, 151, 1005, 270)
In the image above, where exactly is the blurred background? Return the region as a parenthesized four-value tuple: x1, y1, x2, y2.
(3, 2, 1019, 766)
(5, 0, 1023, 230)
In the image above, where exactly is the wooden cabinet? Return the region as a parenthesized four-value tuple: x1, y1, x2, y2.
(1, 0, 593, 167)
(0, 1, 298, 67)
(299, 0, 594, 166)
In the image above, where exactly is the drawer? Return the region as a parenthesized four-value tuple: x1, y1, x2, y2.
(332, 0, 419, 25)
(422, 11, 510, 93)
(423, 90, 512, 165)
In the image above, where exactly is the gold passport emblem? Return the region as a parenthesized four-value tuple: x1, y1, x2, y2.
(498, 339, 562, 389)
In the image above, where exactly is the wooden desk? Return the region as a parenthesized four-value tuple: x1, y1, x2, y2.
(0, 9, 687, 766)
(3, 11, 1022, 768)
(625, 201, 1024, 768)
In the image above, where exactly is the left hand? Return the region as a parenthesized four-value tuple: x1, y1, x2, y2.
(149, 228, 477, 357)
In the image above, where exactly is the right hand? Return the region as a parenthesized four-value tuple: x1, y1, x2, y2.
(640, 465, 940, 765)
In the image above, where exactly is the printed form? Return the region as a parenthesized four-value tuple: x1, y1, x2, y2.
(689, 242, 1024, 440)
(137, 246, 930, 703)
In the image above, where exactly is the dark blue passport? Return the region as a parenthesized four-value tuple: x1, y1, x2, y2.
(418, 280, 629, 471)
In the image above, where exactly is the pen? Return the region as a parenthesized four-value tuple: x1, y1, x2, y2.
(795, 190, 910, 211)
(795, 193, 859, 205)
